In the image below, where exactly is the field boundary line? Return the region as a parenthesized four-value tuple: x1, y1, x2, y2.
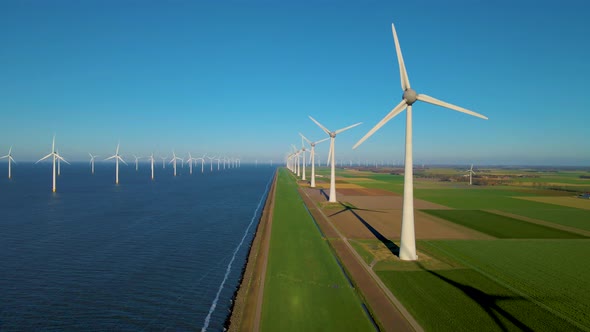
(486, 209, 590, 237)
(299, 187, 423, 332)
(425, 240, 590, 332)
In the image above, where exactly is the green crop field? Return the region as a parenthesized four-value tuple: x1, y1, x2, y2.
(261, 169, 374, 332)
(423, 239, 590, 330)
(422, 210, 586, 239)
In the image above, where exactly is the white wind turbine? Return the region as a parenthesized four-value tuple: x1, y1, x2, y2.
(186, 153, 197, 175)
(36, 136, 69, 192)
(353, 23, 488, 261)
(300, 133, 329, 188)
(149, 153, 155, 180)
(170, 151, 182, 176)
(466, 164, 476, 185)
(160, 156, 167, 169)
(89, 153, 99, 174)
(0, 146, 16, 179)
(207, 156, 216, 172)
(309, 116, 361, 203)
(197, 154, 206, 173)
(133, 155, 142, 171)
(105, 143, 127, 184)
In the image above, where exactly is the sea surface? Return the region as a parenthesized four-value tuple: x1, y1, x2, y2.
(0, 162, 275, 331)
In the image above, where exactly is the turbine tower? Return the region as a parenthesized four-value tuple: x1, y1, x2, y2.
(160, 156, 167, 169)
(310, 116, 361, 203)
(466, 164, 476, 185)
(207, 156, 216, 172)
(36, 136, 69, 192)
(149, 153, 155, 180)
(89, 153, 99, 174)
(186, 153, 197, 175)
(300, 133, 329, 188)
(353, 23, 488, 261)
(0, 146, 16, 179)
(105, 143, 127, 184)
(170, 151, 182, 176)
(133, 155, 142, 171)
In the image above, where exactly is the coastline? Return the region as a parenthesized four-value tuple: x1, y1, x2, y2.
(225, 169, 277, 331)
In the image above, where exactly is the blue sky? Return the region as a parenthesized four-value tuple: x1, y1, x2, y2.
(0, 0, 588, 165)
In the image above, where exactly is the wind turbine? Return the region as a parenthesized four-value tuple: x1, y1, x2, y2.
(197, 154, 206, 173)
(133, 155, 142, 171)
(300, 133, 329, 188)
(291, 145, 300, 177)
(160, 156, 167, 169)
(149, 153, 155, 180)
(309, 116, 361, 203)
(170, 151, 182, 176)
(466, 164, 476, 185)
(207, 156, 216, 172)
(105, 143, 127, 184)
(186, 153, 197, 175)
(0, 146, 16, 179)
(89, 153, 99, 174)
(353, 23, 488, 261)
(36, 136, 69, 192)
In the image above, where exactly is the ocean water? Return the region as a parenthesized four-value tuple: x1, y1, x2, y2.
(0, 162, 275, 331)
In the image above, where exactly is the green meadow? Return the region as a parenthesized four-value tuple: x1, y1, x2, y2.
(261, 168, 374, 332)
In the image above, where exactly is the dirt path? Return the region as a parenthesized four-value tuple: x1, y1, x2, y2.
(227, 171, 277, 332)
(298, 187, 421, 332)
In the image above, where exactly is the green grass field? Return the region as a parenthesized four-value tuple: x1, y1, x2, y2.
(423, 239, 590, 330)
(422, 210, 586, 239)
(261, 169, 374, 331)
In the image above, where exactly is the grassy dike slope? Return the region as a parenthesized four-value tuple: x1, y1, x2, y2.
(260, 168, 374, 331)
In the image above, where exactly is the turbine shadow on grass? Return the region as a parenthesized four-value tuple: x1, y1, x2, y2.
(416, 263, 532, 332)
(329, 202, 400, 257)
(319, 188, 329, 200)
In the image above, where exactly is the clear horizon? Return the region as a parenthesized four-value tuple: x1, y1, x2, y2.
(1, 1, 589, 166)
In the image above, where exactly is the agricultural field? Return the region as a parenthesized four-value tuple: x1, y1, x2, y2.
(294, 165, 590, 331)
(260, 168, 374, 332)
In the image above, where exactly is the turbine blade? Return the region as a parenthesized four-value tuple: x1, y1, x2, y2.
(299, 133, 311, 144)
(335, 122, 362, 135)
(0, 155, 7, 159)
(392, 23, 411, 90)
(309, 116, 331, 135)
(314, 137, 330, 145)
(353, 100, 408, 149)
(119, 157, 128, 165)
(58, 155, 70, 164)
(327, 139, 334, 166)
(105, 155, 116, 161)
(116, 143, 120, 154)
(36, 153, 53, 163)
(417, 94, 488, 120)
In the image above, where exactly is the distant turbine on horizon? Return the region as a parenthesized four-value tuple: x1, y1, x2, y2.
(0, 146, 16, 179)
(89, 153, 99, 174)
(160, 156, 167, 169)
(105, 143, 127, 184)
(186, 153, 197, 175)
(133, 155, 142, 171)
(466, 164, 476, 185)
(36, 136, 69, 192)
(310, 116, 361, 203)
(170, 151, 182, 176)
(207, 156, 216, 172)
(353, 23, 488, 261)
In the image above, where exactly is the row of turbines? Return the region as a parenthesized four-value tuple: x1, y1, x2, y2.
(1, 137, 241, 193)
(287, 23, 488, 261)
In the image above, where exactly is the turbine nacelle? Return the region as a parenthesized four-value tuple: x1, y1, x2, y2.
(403, 88, 418, 105)
(329, 132, 336, 138)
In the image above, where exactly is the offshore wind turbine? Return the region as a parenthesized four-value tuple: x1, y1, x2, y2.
(133, 155, 142, 171)
(207, 156, 216, 172)
(300, 133, 329, 188)
(160, 156, 167, 169)
(36, 136, 69, 192)
(170, 151, 182, 176)
(105, 143, 127, 184)
(353, 23, 488, 261)
(89, 153, 99, 174)
(149, 153, 155, 180)
(0, 146, 16, 179)
(186, 153, 197, 175)
(309, 116, 361, 203)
